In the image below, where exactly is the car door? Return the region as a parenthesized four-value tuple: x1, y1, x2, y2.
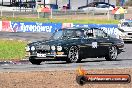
(81, 29, 99, 58)
(82, 6, 95, 13)
(93, 29, 112, 56)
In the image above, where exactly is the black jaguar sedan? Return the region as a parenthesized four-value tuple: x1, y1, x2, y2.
(25, 27, 124, 65)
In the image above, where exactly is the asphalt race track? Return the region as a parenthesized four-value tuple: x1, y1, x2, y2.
(0, 32, 132, 72)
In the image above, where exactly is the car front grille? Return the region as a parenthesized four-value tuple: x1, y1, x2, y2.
(36, 45, 50, 50)
(37, 50, 49, 54)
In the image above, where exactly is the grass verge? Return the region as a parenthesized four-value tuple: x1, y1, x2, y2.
(0, 39, 27, 61)
(1, 17, 119, 24)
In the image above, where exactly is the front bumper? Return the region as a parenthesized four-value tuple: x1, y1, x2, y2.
(121, 35, 132, 41)
(120, 33, 132, 41)
(25, 52, 67, 59)
(123, 38, 132, 41)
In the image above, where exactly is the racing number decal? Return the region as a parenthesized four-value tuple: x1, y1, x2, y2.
(92, 42, 97, 48)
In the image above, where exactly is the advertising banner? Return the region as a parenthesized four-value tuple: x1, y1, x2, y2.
(0, 21, 119, 36)
(11, 22, 62, 33)
(1, 21, 12, 32)
(62, 23, 73, 28)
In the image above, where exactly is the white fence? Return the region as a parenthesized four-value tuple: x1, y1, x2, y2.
(0, 6, 131, 20)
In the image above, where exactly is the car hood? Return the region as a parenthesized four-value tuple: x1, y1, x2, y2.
(28, 38, 81, 47)
(120, 27, 132, 32)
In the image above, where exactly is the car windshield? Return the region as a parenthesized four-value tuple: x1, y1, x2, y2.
(50, 30, 63, 40)
(121, 22, 132, 27)
(97, 4, 109, 8)
(50, 29, 84, 40)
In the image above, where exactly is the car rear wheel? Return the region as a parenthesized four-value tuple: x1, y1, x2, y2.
(29, 57, 42, 65)
(66, 46, 81, 63)
(105, 46, 118, 61)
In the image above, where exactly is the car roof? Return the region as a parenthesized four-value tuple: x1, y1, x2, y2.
(64, 27, 87, 29)
(95, 2, 109, 4)
(62, 27, 87, 30)
(62, 27, 100, 30)
(78, 2, 114, 9)
(89, 2, 110, 5)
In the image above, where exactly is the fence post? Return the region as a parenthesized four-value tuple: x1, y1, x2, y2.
(13, 9, 15, 17)
(1, 7, 2, 17)
(38, 12, 39, 18)
(86, 9, 89, 16)
(124, 13, 125, 19)
(50, 8, 53, 19)
(107, 8, 110, 20)
(24, 5, 27, 12)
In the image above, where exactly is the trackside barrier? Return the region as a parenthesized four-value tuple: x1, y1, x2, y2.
(11, 22, 62, 33)
(0, 21, 62, 33)
(0, 21, 119, 38)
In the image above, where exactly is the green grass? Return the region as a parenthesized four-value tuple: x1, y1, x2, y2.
(1, 17, 119, 24)
(0, 39, 27, 61)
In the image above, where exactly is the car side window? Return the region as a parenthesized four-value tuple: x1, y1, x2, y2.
(64, 30, 74, 37)
(94, 29, 107, 38)
(76, 30, 84, 38)
(97, 4, 109, 8)
(84, 29, 94, 38)
(121, 22, 130, 27)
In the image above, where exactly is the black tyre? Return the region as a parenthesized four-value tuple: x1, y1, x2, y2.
(105, 46, 118, 61)
(66, 46, 81, 63)
(29, 57, 42, 65)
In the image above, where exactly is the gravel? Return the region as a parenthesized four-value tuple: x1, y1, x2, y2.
(0, 68, 131, 88)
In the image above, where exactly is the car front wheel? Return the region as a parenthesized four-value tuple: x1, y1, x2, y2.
(66, 46, 81, 63)
(29, 57, 42, 65)
(105, 46, 118, 61)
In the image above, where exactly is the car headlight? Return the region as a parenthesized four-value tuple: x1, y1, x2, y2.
(25, 46, 30, 51)
(57, 46, 62, 51)
(51, 46, 56, 50)
(31, 46, 35, 51)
